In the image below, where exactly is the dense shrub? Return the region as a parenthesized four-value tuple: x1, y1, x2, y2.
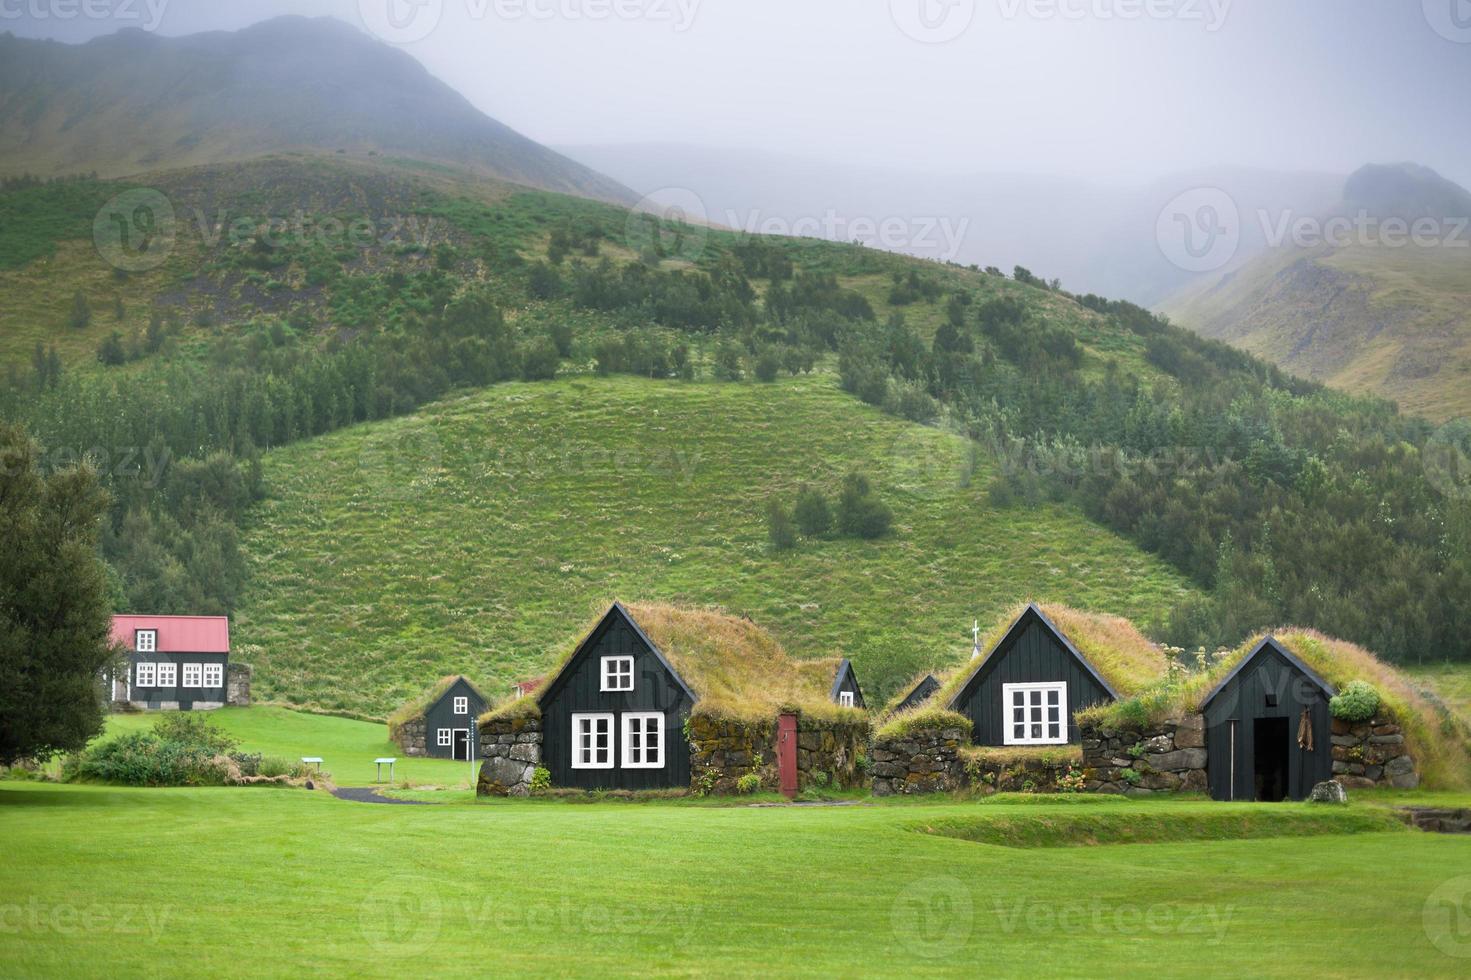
(837, 471, 892, 539)
(765, 498, 797, 551)
(793, 486, 832, 537)
(736, 772, 762, 794)
(66, 715, 239, 787)
(1330, 681, 1382, 723)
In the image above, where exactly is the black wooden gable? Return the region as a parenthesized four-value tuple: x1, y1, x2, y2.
(895, 674, 940, 713)
(1199, 636, 1336, 712)
(830, 659, 865, 708)
(537, 603, 697, 710)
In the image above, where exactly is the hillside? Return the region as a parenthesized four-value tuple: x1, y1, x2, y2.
(0, 16, 631, 203)
(237, 374, 1195, 717)
(1164, 164, 1471, 421)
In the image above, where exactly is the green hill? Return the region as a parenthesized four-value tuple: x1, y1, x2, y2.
(237, 373, 1194, 717)
(0, 17, 631, 203)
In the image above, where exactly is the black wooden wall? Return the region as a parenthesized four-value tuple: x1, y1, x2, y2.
(833, 663, 865, 708)
(540, 611, 694, 790)
(423, 678, 488, 760)
(128, 653, 230, 709)
(1204, 645, 1332, 801)
(896, 675, 940, 713)
(952, 613, 1113, 746)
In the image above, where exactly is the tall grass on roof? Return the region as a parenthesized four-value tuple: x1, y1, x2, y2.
(933, 602, 1170, 709)
(387, 675, 477, 742)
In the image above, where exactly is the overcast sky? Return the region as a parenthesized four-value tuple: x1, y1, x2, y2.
(6, 0, 1471, 186)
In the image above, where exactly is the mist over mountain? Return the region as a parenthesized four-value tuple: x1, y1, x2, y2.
(0, 16, 632, 202)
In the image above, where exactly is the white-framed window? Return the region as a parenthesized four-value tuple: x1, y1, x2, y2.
(437, 728, 453, 747)
(182, 663, 202, 688)
(571, 713, 614, 769)
(838, 691, 855, 708)
(203, 663, 224, 688)
(453, 696, 469, 715)
(1003, 682, 1068, 746)
(156, 662, 177, 688)
(135, 662, 157, 687)
(135, 630, 157, 654)
(621, 712, 664, 769)
(600, 656, 634, 692)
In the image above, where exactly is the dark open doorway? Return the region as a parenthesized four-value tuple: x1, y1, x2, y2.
(453, 729, 470, 761)
(1253, 717, 1290, 802)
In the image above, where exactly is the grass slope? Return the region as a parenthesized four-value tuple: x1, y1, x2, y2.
(238, 373, 1195, 717)
(95, 707, 473, 789)
(4, 784, 1470, 977)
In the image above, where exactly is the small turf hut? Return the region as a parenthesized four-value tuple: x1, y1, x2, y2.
(388, 675, 488, 760)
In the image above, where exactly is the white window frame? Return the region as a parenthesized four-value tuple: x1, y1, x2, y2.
(600, 656, 634, 692)
(838, 691, 855, 708)
(621, 712, 665, 769)
(437, 728, 453, 748)
(453, 696, 469, 715)
(203, 663, 224, 688)
(135, 630, 157, 654)
(135, 662, 157, 687)
(156, 662, 177, 688)
(182, 663, 203, 688)
(571, 713, 615, 769)
(1002, 681, 1068, 746)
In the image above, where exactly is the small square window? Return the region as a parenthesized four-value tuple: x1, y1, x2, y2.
(838, 691, 855, 708)
(601, 656, 634, 692)
(437, 729, 452, 747)
(156, 662, 177, 687)
(203, 664, 223, 688)
(453, 696, 469, 715)
(135, 662, 156, 687)
(182, 664, 203, 688)
(135, 630, 157, 654)
(1002, 682, 1068, 746)
(1265, 693, 1279, 708)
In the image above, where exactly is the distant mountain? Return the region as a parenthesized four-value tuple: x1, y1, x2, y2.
(559, 141, 1343, 304)
(0, 16, 633, 203)
(1163, 164, 1471, 422)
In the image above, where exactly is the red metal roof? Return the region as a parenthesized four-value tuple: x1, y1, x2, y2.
(111, 615, 230, 654)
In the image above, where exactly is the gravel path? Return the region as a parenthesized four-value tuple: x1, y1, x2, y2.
(330, 787, 430, 805)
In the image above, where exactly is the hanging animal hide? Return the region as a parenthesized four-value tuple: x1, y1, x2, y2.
(1297, 709, 1314, 751)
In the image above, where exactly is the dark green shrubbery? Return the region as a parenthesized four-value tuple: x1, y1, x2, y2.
(65, 715, 238, 786)
(1330, 681, 1382, 723)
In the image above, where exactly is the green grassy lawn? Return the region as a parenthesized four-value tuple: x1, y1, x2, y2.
(238, 372, 1196, 717)
(1407, 663, 1471, 720)
(3, 783, 1470, 977)
(93, 707, 475, 789)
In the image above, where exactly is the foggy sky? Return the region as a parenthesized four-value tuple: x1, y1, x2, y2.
(5, 0, 1470, 188)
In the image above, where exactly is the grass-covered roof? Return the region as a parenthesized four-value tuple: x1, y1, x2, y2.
(387, 675, 486, 740)
(932, 602, 1169, 709)
(484, 602, 868, 725)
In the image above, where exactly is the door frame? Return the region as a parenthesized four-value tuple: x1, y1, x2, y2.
(452, 728, 471, 761)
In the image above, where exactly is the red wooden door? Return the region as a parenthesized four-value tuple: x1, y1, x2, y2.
(777, 713, 798, 799)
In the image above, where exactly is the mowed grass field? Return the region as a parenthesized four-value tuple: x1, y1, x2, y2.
(4, 783, 1471, 977)
(238, 372, 1197, 718)
(94, 707, 475, 789)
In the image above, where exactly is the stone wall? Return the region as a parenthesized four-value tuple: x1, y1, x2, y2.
(477, 716, 542, 797)
(1080, 715, 1208, 795)
(1331, 714, 1418, 790)
(226, 663, 252, 707)
(870, 725, 966, 796)
(396, 717, 427, 757)
(688, 714, 869, 795)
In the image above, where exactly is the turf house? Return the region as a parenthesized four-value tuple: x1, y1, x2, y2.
(476, 602, 871, 796)
(388, 676, 489, 760)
